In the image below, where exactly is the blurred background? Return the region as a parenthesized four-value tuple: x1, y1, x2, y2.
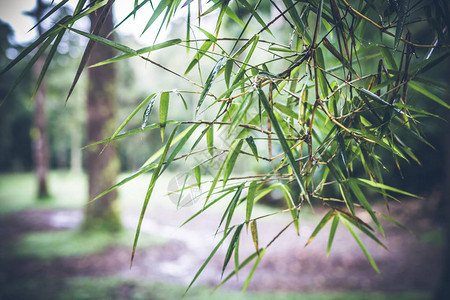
(0, 1, 448, 299)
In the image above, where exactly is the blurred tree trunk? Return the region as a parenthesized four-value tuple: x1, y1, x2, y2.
(82, 3, 121, 232)
(30, 0, 49, 199)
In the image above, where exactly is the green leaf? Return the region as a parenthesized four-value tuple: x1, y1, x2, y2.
(259, 90, 307, 199)
(250, 220, 259, 254)
(185, 41, 214, 75)
(327, 213, 340, 257)
(342, 218, 380, 274)
(161, 124, 201, 173)
(206, 124, 214, 156)
(217, 183, 245, 236)
(353, 178, 418, 198)
(246, 181, 257, 226)
(236, 0, 273, 35)
(306, 210, 335, 246)
(141, 0, 171, 36)
(110, 93, 156, 142)
(215, 251, 260, 291)
(378, 46, 398, 70)
(280, 184, 299, 234)
(89, 38, 182, 68)
(62, 25, 137, 55)
(223, 139, 244, 187)
(245, 136, 259, 162)
(242, 248, 266, 291)
(142, 95, 158, 130)
(194, 166, 201, 188)
(222, 223, 244, 276)
(409, 82, 450, 109)
(159, 92, 170, 141)
(348, 180, 384, 236)
(131, 124, 181, 267)
(2, 33, 55, 105)
(88, 163, 157, 205)
(185, 226, 234, 294)
(196, 56, 227, 115)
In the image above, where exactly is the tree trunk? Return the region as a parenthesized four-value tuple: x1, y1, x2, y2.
(32, 0, 49, 200)
(82, 3, 121, 232)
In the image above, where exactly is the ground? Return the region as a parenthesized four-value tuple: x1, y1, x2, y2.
(0, 172, 445, 299)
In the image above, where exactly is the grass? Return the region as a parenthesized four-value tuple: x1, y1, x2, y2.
(60, 277, 430, 300)
(15, 229, 167, 259)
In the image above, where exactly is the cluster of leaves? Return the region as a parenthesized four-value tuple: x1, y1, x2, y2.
(1, 0, 449, 292)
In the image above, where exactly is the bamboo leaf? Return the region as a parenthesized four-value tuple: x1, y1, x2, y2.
(327, 213, 340, 257)
(141, 0, 171, 36)
(110, 93, 156, 141)
(196, 56, 227, 115)
(185, 41, 214, 75)
(215, 251, 260, 291)
(242, 248, 266, 291)
(245, 136, 259, 162)
(348, 180, 384, 236)
(259, 90, 307, 198)
(353, 178, 419, 198)
(306, 210, 335, 246)
(141, 94, 158, 130)
(223, 139, 244, 187)
(250, 220, 259, 255)
(194, 166, 201, 188)
(89, 38, 182, 68)
(409, 82, 450, 109)
(131, 124, 181, 267)
(207, 124, 214, 156)
(185, 226, 234, 294)
(88, 163, 157, 205)
(217, 183, 245, 236)
(246, 181, 257, 227)
(222, 223, 244, 276)
(342, 218, 380, 274)
(159, 92, 170, 141)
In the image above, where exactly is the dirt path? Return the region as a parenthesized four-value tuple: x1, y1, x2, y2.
(0, 195, 444, 296)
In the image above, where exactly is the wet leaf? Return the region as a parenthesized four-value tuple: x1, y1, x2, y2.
(245, 136, 259, 162)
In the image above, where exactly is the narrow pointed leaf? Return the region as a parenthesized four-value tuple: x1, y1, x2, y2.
(306, 210, 335, 246)
(206, 125, 214, 156)
(111, 93, 156, 141)
(185, 226, 234, 294)
(342, 218, 380, 274)
(250, 220, 259, 255)
(223, 139, 243, 187)
(327, 213, 340, 257)
(246, 181, 257, 226)
(194, 166, 201, 188)
(242, 248, 266, 291)
(159, 92, 170, 141)
(131, 124, 181, 267)
(222, 223, 244, 276)
(196, 56, 226, 115)
(245, 136, 259, 162)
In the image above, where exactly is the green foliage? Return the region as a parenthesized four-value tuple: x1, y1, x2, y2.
(1, 0, 448, 293)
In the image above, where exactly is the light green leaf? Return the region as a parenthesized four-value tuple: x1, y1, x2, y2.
(159, 92, 170, 141)
(223, 139, 244, 187)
